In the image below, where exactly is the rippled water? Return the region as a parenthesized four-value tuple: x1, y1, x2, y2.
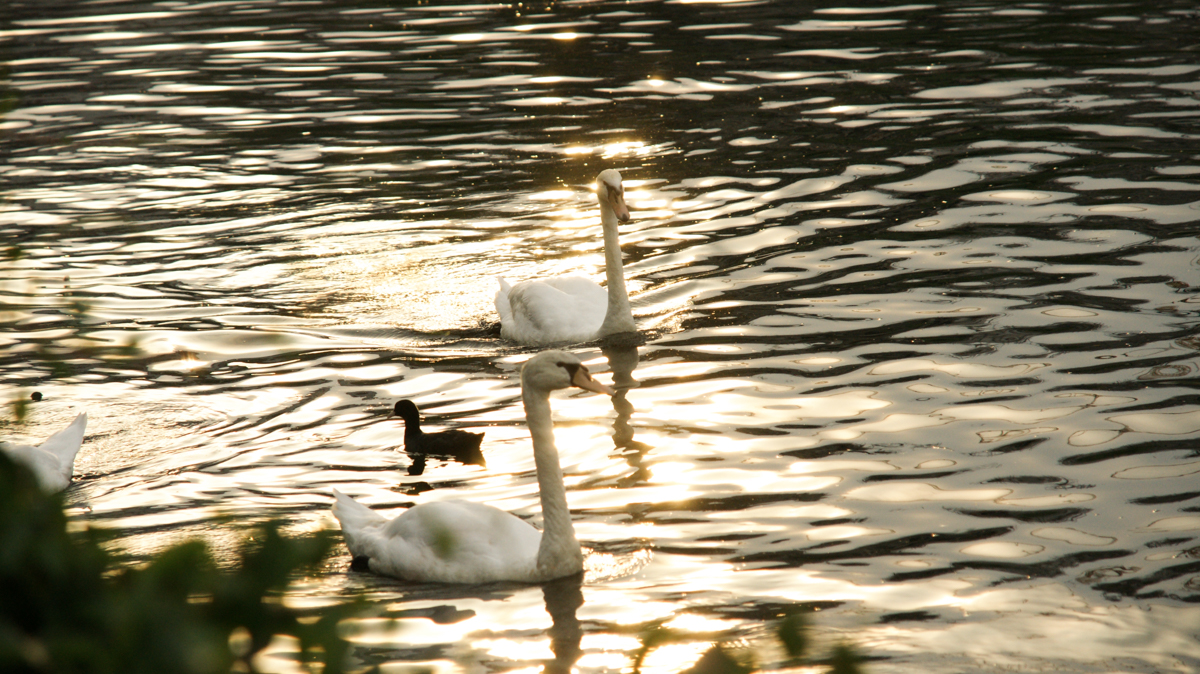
(4, 1, 1200, 672)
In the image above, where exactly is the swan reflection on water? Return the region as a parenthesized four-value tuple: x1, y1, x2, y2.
(341, 572, 587, 674)
(601, 340, 656, 490)
(541, 574, 585, 674)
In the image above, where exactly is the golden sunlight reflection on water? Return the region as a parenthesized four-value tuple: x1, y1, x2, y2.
(6, 2, 1200, 672)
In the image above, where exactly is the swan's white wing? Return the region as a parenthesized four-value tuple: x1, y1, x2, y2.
(497, 276, 608, 346)
(333, 494, 544, 583)
(0, 412, 87, 492)
(381, 501, 543, 582)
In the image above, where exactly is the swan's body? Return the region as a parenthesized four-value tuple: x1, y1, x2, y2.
(496, 170, 635, 346)
(0, 412, 87, 493)
(392, 399, 485, 466)
(332, 351, 613, 583)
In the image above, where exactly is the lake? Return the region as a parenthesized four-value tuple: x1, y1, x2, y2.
(3, 1, 1200, 672)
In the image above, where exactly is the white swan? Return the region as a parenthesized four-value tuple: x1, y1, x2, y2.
(1, 411, 87, 493)
(332, 351, 613, 583)
(495, 169, 635, 345)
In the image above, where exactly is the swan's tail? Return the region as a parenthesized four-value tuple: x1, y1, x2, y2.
(331, 489, 387, 530)
(494, 276, 514, 327)
(331, 489, 388, 559)
(40, 411, 87, 468)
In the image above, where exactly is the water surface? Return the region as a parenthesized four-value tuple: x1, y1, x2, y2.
(3, 1, 1200, 672)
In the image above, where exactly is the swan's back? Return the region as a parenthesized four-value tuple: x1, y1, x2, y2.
(496, 276, 608, 346)
(333, 493, 544, 583)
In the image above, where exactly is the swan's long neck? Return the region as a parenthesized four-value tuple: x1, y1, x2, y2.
(597, 200, 635, 337)
(523, 386, 584, 578)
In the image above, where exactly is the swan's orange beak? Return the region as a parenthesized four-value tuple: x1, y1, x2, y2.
(571, 365, 615, 396)
(608, 185, 631, 223)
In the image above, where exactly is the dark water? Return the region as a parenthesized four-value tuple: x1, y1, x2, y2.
(3, 1, 1200, 672)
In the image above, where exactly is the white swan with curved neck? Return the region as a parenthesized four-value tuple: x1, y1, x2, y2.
(331, 351, 613, 583)
(495, 170, 635, 346)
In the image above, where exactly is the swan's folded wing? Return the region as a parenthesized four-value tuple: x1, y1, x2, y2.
(536, 276, 607, 299)
(346, 501, 537, 583)
(501, 276, 608, 345)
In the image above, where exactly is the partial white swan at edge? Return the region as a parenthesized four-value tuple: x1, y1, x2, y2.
(495, 169, 635, 346)
(0, 411, 88, 493)
(332, 351, 613, 584)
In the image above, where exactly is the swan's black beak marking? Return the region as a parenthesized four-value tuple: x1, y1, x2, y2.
(559, 361, 616, 396)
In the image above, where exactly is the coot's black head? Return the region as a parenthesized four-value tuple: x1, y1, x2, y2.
(392, 399, 421, 423)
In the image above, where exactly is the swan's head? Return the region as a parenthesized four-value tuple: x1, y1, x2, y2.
(596, 169, 630, 223)
(521, 350, 615, 396)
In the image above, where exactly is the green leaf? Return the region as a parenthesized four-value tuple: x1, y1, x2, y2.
(0, 453, 358, 674)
